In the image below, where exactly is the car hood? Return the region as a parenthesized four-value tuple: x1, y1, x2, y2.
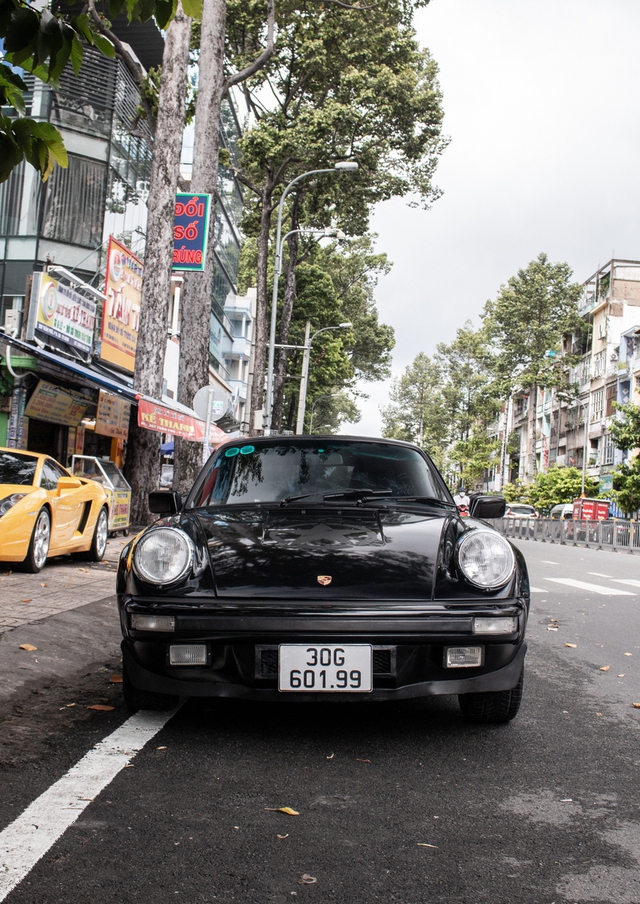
(193, 506, 450, 600)
(0, 483, 37, 498)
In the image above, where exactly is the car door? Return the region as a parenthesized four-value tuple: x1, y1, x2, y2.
(41, 460, 84, 549)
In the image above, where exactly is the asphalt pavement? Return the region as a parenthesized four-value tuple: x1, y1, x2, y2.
(1, 534, 640, 903)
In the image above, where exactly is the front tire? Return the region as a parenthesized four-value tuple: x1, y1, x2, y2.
(23, 508, 51, 573)
(84, 507, 108, 562)
(122, 665, 179, 713)
(458, 668, 524, 724)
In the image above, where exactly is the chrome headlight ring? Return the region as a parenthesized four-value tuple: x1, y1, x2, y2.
(132, 526, 196, 586)
(455, 529, 516, 591)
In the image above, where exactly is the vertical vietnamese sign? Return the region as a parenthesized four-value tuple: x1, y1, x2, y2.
(99, 237, 143, 373)
(172, 194, 211, 272)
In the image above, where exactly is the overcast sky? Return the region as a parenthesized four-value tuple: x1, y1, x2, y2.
(340, 0, 640, 435)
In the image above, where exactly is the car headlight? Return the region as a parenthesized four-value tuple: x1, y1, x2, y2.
(133, 527, 195, 585)
(0, 493, 26, 518)
(456, 530, 515, 590)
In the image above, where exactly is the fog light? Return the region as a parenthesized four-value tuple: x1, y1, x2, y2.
(473, 617, 518, 635)
(130, 614, 175, 632)
(445, 646, 484, 668)
(169, 644, 208, 666)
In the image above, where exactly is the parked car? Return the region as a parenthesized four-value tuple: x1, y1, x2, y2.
(117, 436, 530, 723)
(549, 503, 574, 520)
(0, 447, 110, 571)
(504, 504, 538, 519)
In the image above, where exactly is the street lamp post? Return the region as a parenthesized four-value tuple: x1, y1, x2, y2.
(309, 393, 339, 434)
(296, 322, 352, 434)
(264, 162, 358, 434)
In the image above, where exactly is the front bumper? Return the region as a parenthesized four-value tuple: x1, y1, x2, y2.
(120, 597, 528, 702)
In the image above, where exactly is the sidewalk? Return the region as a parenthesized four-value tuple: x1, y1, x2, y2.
(0, 534, 132, 634)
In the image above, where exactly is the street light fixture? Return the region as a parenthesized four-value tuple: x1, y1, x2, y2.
(309, 392, 340, 434)
(264, 162, 359, 433)
(296, 323, 352, 434)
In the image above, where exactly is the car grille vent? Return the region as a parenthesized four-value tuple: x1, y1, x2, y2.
(257, 646, 395, 678)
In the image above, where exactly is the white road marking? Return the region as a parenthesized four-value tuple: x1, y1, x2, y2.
(530, 587, 546, 593)
(541, 561, 560, 565)
(0, 709, 177, 901)
(546, 578, 634, 596)
(613, 579, 640, 588)
(588, 572, 613, 578)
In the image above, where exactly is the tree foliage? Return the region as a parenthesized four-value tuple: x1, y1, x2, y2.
(523, 466, 598, 515)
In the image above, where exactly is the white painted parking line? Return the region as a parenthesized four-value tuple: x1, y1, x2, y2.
(0, 708, 177, 901)
(613, 579, 640, 588)
(546, 578, 634, 596)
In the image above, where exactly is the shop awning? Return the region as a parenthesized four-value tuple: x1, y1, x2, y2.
(1, 335, 228, 444)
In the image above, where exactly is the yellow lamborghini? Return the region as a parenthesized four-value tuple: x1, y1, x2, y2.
(0, 447, 110, 572)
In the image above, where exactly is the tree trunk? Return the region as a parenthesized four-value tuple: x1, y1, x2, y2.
(271, 229, 300, 432)
(172, 0, 227, 494)
(248, 189, 274, 432)
(124, 6, 191, 524)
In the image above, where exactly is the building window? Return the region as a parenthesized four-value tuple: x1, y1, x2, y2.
(606, 382, 617, 417)
(592, 350, 605, 378)
(602, 433, 615, 465)
(591, 388, 604, 422)
(42, 155, 106, 248)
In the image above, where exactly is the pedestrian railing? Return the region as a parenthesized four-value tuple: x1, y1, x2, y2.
(492, 517, 640, 553)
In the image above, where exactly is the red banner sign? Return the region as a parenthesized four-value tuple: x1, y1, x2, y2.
(138, 399, 227, 444)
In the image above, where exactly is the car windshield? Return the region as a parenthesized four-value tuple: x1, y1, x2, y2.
(188, 440, 450, 507)
(0, 451, 38, 486)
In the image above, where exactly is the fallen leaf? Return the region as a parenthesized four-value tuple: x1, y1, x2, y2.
(87, 704, 115, 712)
(19, 644, 37, 651)
(356, 758, 371, 764)
(417, 843, 439, 849)
(618, 674, 625, 678)
(632, 703, 640, 709)
(66, 703, 76, 707)
(599, 665, 610, 671)
(596, 712, 602, 716)
(40, 583, 47, 587)
(624, 652, 633, 656)
(276, 834, 289, 839)
(157, 746, 167, 750)
(547, 626, 558, 632)
(265, 807, 299, 816)
(20, 598, 31, 603)
(78, 568, 90, 573)
(564, 643, 578, 649)
(326, 753, 335, 759)
(109, 674, 123, 683)
(299, 875, 317, 885)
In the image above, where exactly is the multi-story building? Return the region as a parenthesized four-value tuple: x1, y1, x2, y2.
(504, 260, 640, 493)
(0, 36, 254, 460)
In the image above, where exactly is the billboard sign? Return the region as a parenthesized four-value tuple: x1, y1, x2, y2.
(172, 193, 211, 272)
(95, 390, 131, 440)
(24, 380, 89, 426)
(99, 237, 143, 373)
(26, 272, 96, 356)
(138, 399, 227, 444)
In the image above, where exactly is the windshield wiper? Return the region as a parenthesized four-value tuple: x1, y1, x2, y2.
(280, 492, 321, 505)
(393, 495, 457, 509)
(322, 489, 394, 502)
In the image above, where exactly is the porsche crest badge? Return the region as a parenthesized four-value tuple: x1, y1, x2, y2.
(317, 575, 332, 586)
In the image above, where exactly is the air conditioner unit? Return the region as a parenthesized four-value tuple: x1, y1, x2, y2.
(3, 309, 20, 333)
(610, 351, 618, 361)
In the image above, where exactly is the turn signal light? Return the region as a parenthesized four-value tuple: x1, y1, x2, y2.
(130, 614, 175, 632)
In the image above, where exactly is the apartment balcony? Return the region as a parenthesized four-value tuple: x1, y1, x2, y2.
(223, 334, 252, 361)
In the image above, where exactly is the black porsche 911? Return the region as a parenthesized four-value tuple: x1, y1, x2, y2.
(117, 436, 530, 723)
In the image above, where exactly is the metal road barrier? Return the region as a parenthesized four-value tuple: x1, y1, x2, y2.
(493, 517, 640, 553)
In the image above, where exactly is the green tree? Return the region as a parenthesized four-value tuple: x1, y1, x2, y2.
(483, 253, 582, 480)
(606, 402, 640, 517)
(232, 0, 446, 427)
(609, 402, 640, 452)
(524, 466, 598, 515)
(381, 353, 448, 467)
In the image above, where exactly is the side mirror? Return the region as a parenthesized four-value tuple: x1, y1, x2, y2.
(468, 494, 506, 519)
(57, 476, 82, 493)
(148, 490, 182, 515)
